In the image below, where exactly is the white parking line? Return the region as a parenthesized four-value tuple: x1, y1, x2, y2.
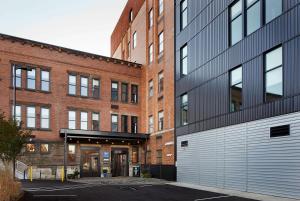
(194, 195, 232, 201)
(24, 183, 100, 192)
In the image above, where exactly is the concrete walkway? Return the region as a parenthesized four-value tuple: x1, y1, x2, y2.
(71, 176, 167, 185)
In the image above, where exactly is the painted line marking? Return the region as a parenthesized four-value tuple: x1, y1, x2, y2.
(24, 183, 101, 192)
(194, 195, 232, 201)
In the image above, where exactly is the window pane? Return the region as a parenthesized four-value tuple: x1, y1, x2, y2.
(68, 111, 76, 129)
(247, 2, 260, 35)
(41, 81, 49, 91)
(265, 0, 282, 23)
(27, 69, 35, 79)
(69, 75, 76, 85)
(231, 67, 242, 85)
(231, 16, 242, 45)
(41, 71, 49, 81)
(159, 0, 164, 15)
(231, 83, 243, 112)
(41, 119, 49, 129)
(159, 32, 164, 53)
(266, 47, 282, 71)
(81, 77, 88, 96)
(266, 67, 283, 100)
(26, 144, 35, 152)
(41, 108, 49, 118)
(181, 9, 188, 29)
(69, 85, 76, 95)
(69, 121, 76, 129)
(41, 144, 49, 153)
(68, 145, 75, 154)
(231, 0, 242, 19)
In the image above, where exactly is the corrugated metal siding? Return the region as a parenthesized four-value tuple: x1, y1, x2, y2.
(177, 112, 300, 199)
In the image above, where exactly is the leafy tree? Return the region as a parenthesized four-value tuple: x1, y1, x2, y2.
(0, 112, 31, 179)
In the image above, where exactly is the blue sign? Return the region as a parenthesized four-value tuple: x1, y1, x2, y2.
(103, 152, 110, 161)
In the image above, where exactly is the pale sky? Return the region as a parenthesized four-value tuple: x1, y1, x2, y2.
(0, 0, 127, 56)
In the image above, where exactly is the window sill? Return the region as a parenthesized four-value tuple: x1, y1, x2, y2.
(67, 94, 101, 100)
(10, 87, 52, 94)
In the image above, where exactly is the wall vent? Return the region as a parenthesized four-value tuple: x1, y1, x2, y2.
(270, 125, 290, 138)
(181, 140, 188, 147)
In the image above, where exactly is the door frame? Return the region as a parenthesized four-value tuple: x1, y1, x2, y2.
(80, 146, 101, 177)
(111, 148, 129, 177)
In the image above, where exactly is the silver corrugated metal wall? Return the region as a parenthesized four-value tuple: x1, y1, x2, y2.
(177, 112, 300, 199)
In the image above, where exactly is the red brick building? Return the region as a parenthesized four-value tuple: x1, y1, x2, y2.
(0, 33, 148, 178)
(111, 0, 175, 179)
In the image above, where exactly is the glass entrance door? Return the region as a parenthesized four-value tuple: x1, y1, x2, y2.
(80, 148, 100, 177)
(111, 148, 129, 177)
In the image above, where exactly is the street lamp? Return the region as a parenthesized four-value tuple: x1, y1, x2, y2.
(12, 64, 32, 122)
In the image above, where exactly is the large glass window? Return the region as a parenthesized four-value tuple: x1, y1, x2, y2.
(131, 116, 138, 133)
(92, 79, 100, 98)
(121, 83, 128, 102)
(246, 0, 261, 35)
(230, 0, 242, 46)
(181, 94, 188, 125)
(132, 147, 139, 163)
(27, 68, 36, 89)
(230, 66, 243, 112)
(265, 0, 282, 23)
(12, 65, 22, 88)
(265, 46, 283, 102)
(41, 70, 50, 92)
(133, 32, 137, 49)
(149, 44, 153, 63)
(68, 75, 76, 95)
(68, 111, 76, 129)
(26, 106, 36, 128)
(158, 0, 164, 15)
(80, 77, 88, 97)
(131, 84, 138, 103)
(111, 114, 118, 132)
(12, 105, 21, 125)
(41, 107, 50, 129)
(149, 115, 154, 133)
(180, 44, 188, 76)
(158, 31, 164, 54)
(149, 9, 153, 28)
(92, 112, 100, 131)
(121, 115, 128, 133)
(158, 111, 164, 131)
(111, 81, 119, 101)
(158, 72, 164, 93)
(80, 112, 88, 130)
(149, 80, 154, 97)
(180, 0, 188, 30)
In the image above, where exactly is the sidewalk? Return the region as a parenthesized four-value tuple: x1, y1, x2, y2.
(168, 182, 300, 201)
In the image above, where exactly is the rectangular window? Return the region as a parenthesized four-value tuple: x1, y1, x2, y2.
(158, 31, 164, 54)
(129, 9, 133, 22)
(40, 107, 50, 129)
(180, 44, 188, 76)
(92, 112, 100, 131)
(128, 42, 131, 58)
(111, 81, 119, 101)
(26, 144, 35, 153)
(149, 115, 154, 133)
(270, 125, 290, 138)
(12, 65, 22, 88)
(80, 112, 88, 130)
(230, 0, 242, 46)
(40, 144, 49, 153)
(68, 75, 76, 95)
(159, 0, 164, 15)
(149, 9, 153, 28)
(149, 80, 154, 97)
(246, 0, 261, 35)
(133, 32, 137, 49)
(181, 140, 188, 147)
(27, 68, 36, 90)
(80, 77, 88, 97)
(265, 0, 282, 23)
(181, 93, 188, 125)
(132, 146, 139, 163)
(158, 72, 164, 93)
(180, 0, 188, 30)
(131, 84, 138, 103)
(156, 149, 162, 164)
(26, 106, 36, 128)
(68, 111, 76, 129)
(121, 115, 128, 133)
(41, 70, 50, 92)
(12, 105, 21, 125)
(230, 66, 243, 112)
(92, 79, 100, 98)
(111, 114, 118, 132)
(158, 111, 164, 131)
(131, 116, 138, 133)
(149, 44, 153, 63)
(121, 83, 128, 102)
(68, 144, 76, 154)
(265, 46, 283, 102)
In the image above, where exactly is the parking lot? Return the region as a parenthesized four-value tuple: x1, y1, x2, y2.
(21, 180, 259, 201)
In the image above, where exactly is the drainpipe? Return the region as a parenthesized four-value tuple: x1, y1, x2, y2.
(64, 131, 67, 181)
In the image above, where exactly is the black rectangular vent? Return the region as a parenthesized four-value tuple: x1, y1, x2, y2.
(181, 140, 188, 147)
(270, 125, 290, 138)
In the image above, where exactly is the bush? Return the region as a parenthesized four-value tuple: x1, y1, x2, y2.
(0, 167, 22, 201)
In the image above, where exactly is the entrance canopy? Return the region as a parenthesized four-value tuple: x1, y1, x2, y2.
(59, 129, 149, 145)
